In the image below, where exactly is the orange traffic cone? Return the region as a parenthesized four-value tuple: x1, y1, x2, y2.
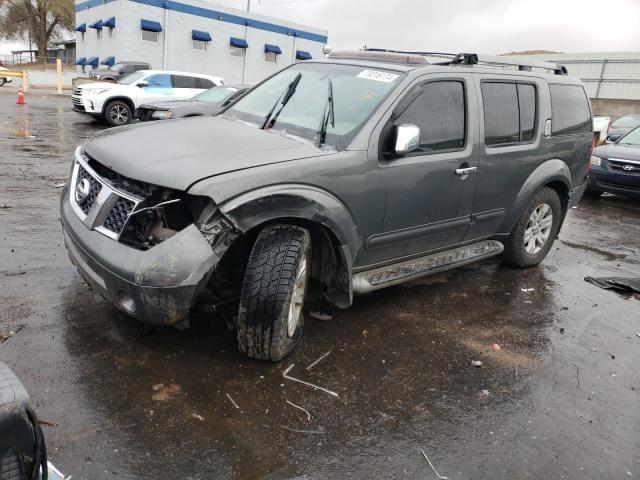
(16, 86, 26, 105)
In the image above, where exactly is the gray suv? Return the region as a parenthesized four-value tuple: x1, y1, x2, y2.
(89, 61, 152, 82)
(60, 51, 592, 361)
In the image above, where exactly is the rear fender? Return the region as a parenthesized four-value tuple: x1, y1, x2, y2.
(502, 159, 571, 232)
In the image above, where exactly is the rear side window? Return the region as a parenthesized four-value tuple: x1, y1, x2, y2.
(171, 75, 199, 89)
(146, 74, 171, 88)
(482, 82, 538, 146)
(197, 78, 215, 89)
(550, 84, 591, 136)
(394, 80, 466, 153)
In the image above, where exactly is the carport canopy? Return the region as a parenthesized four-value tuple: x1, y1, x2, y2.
(75, 57, 86, 66)
(102, 17, 116, 28)
(101, 56, 115, 66)
(75, 23, 86, 33)
(89, 20, 102, 30)
(86, 57, 99, 67)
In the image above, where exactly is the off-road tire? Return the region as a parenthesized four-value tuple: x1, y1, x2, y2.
(583, 188, 603, 199)
(237, 224, 311, 362)
(104, 100, 132, 127)
(502, 187, 562, 268)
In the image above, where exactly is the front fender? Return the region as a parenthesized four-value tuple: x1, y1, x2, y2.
(218, 184, 360, 254)
(502, 159, 571, 232)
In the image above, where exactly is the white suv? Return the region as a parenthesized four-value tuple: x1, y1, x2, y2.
(71, 70, 223, 126)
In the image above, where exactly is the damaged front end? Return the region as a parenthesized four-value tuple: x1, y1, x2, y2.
(60, 147, 241, 326)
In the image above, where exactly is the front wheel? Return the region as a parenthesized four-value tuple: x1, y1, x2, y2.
(104, 100, 132, 127)
(502, 187, 562, 268)
(236, 224, 311, 361)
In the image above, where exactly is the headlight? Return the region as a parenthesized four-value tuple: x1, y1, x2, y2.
(151, 110, 174, 120)
(590, 155, 602, 166)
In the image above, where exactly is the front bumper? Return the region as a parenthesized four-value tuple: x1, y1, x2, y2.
(71, 93, 102, 115)
(588, 165, 640, 198)
(60, 186, 219, 325)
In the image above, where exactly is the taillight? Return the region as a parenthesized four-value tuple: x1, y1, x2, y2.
(586, 139, 594, 176)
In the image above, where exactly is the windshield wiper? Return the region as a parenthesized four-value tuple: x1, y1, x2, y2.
(316, 79, 335, 147)
(261, 73, 302, 130)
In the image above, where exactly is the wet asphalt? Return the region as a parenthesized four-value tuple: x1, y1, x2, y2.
(0, 89, 639, 480)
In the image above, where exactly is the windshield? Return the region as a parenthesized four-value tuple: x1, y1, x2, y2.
(612, 116, 640, 129)
(117, 71, 146, 85)
(225, 63, 404, 149)
(193, 86, 239, 103)
(618, 126, 640, 146)
(109, 63, 124, 71)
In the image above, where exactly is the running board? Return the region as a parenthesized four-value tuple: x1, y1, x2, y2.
(352, 240, 504, 294)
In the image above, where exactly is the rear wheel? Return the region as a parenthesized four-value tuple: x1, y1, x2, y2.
(502, 187, 561, 267)
(104, 100, 132, 127)
(236, 224, 311, 361)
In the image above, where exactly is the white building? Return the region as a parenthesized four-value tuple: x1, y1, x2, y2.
(74, 0, 328, 84)
(520, 52, 640, 117)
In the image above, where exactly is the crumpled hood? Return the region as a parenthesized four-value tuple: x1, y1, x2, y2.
(594, 143, 640, 162)
(84, 116, 328, 191)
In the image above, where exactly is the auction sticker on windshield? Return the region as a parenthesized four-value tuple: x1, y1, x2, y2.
(356, 70, 400, 83)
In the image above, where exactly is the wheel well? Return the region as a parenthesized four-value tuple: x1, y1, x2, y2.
(102, 97, 135, 116)
(544, 180, 569, 213)
(214, 218, 350, 308)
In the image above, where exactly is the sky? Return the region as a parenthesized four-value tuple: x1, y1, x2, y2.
(1, 0, 639, 55)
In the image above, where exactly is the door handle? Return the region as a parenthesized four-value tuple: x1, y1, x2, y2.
(455, 167, 477, 176)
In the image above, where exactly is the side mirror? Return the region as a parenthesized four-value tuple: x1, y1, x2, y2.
(394, 124, 420, 155)
(136, 81, 148, 88)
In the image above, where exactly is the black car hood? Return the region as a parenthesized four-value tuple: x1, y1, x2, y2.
(142, 100, 223, 116)
(607, 127, 632, 138)
(84, 116, 327, 191)
(594, 143, 640, 162)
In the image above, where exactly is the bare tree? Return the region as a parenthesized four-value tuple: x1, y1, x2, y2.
(0, 0, 74, 61)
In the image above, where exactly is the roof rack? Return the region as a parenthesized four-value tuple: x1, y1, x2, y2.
(364, 48, 568, 75)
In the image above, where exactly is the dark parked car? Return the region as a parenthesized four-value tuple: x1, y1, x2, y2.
(606, 114, 640, 143)
(60, 51, 591, 361)
(137, 84, 250, 121)
(89, 61, 152, 82)
(588, 125, 640, 198)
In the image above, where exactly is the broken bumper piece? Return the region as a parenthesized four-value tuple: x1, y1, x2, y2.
(60, 187, 218, 326)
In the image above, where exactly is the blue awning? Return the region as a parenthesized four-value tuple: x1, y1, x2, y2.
(140, 19, 162, 32)
(75, 57, 86, 66)
(192, 30, 211, 42)
(86, 57, 99, 67)
(89, 20, 102, 30)
(230, 37, 248, 49)
(296, 50, 312, 60)
(75, 23, 86, 33)
(102, 17, 115, 28)
(264, 44, 282, 54)
(101, 56, 115, 66)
